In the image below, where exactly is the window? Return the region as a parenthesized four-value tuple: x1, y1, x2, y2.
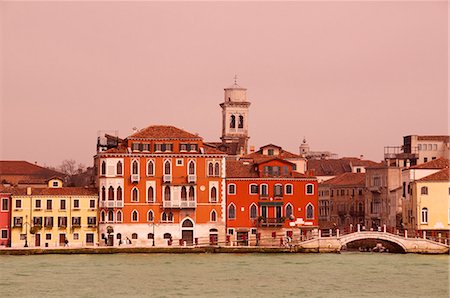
(260, 184, 268, 196)
(228, 184, 236, 195)
(210, 210, 217, 222)
(73, 233, 79, 240)
(210, 187, 217, 203)
(132, 233, 138, 240)
(116, 211, 122, 222)
(148, 233, 154, 239)
(100, 211, 105, 222)
(46, 233, 51, 240)
(176, 159, 183, 166)
(58, 216, 67, 227)
(306, 204, 314, 219)
(208, 163, 214, 176)
(164, 233, 172, 239)
(101, 187, 106, 201)
(274, 184, 283, 197)
(89, 200, 95, 209)
(188, 160, 195, 175)
(15, 199, 21, 209)
(132, 143, 140, 151)
(181, 186, 187, 201)
(147, 210, 154, 222)
(424, 157, 428, 163)
(250, 204, 257, 219)
(230, 115, 236, 128)
(88, 217, 97, 226)
(132, 210, 139, 222)
(117, 161, 123, 175)
(238, 115, 244, 128)
(421, 208, 428, 224)
(86, 233, 94, 244)
(228, 204, 236, 219)
(132, 160, 139, 175)
(117, 186, 122, 201)
(52, 181, 59, 187)
(132, 188, 139, 202)
(306, 184, 314, 195)
(72, 217, 81, 227)
(1, 198, 8, 211)
(227, 228, 234, 235)
(268, 149, 274, 156)
(250, 184, 258, 194)
(286, 204, 293, 219)
(162, 212, 174, 222)
(147, 186, 154, 202)
(35, 199, 41, 209)
(33, 216, 42, 226)
(164, 160, 171, 175)
(13, 217, 23, 227)
(142, 144, 150, 151)
(74, 199, 80, 209)
(164, 186, 171, 201)
(285, 184, 293, 195)
(421, 186, 428, 195)
(188, 186, 195, 201)
(147, 160, 154, 176)
(214, 163, 220, 176)
(108, 210, 114, 222)
(101, 161, 106, 175)
(47, 200, 52, 210)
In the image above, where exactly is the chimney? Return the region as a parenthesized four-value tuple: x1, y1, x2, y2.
(250, 146, 255, 153)
(26, 187, 32, 195)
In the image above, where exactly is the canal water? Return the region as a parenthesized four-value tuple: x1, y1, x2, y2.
(0, 253, 448, 297)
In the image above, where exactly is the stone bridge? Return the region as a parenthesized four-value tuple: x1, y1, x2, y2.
(295, 231, 449, 254)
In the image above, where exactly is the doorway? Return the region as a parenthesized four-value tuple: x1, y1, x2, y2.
(181, 218, 194, 246)
(35, 234, 41, 247)
(59, 234, 66, 246)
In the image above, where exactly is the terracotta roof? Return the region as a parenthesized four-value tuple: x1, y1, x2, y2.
(417, 169, 449, 182)
(322, 173, 366, 186)
(410, 157, 449, 169)
(259, 144, 282, 149)
(128, 125, 202, 140)
(417, 135, 449, 142)
(202, 144, 227, 155)
(243, 149, 302, 163)
(0, 161, 64, 176)
(11, 187, 98, 196)
(103, 143, 128, 153)
(226, 160, 259, 178)
(308, 158, 378, 176)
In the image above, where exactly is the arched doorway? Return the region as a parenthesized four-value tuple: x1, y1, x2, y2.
(181, 218, 194, 246)
(209, 228, 218, 245)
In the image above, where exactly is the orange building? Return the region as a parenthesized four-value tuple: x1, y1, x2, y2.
(95, 125, 226, 246)
(225, 145, 319, 246)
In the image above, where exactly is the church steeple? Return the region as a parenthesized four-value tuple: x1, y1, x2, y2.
(220, 77, 251, 155)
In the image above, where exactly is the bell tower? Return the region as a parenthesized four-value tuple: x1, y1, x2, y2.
(220, 77, 251, 155)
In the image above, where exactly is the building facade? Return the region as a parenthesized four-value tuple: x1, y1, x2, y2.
(95, 125, 227, 247)
(10, 180, 98, 248)
(0, 189, 11, 247)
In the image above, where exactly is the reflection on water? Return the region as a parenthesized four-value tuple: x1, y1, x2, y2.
(0, 253, 448, 297)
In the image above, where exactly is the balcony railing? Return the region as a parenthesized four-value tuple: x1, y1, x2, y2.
(188, 175, 196, 183)
(260, 194, 269, 200)
(258, 217, 285, 227)
(131, 174, 140, 183)
(163, 175, 172, 183)
(99, 201, 107, 208)
(163, 200, 196, 208)
(106, 201, 115, 208)
(116, 201, 124, 208)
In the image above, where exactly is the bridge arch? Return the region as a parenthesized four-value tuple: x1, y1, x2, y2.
(339, 232, 408, 253)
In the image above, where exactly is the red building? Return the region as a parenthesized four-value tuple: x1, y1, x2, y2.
(225, 145, 318, 246)
(0, 188, 12, 247)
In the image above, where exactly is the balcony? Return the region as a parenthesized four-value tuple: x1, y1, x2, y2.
(106, 201, 115, 208)
(163, 175, 172, 183)
(260, 194, 269, 200)
(258, 217, 285, 227)
(368, 186, 382, 193)
(163, 200, 196, 209)
(116, 201, 124, 208)
(131, 174, 140, 183)
(99, 201, 107, 208)
(188, 175, 196, 183)
(273, 195, 283, 200)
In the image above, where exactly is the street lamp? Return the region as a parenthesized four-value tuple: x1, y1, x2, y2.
(24, 215, 29, 247)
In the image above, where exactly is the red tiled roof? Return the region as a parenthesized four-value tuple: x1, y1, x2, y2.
(103, 143, 128, 153)
(202, 144, 227, 155)
(11, 187, 98, 196)
(128, 125, 202, 140)
(308, 158, 378, 176)
(417, 135, 449, 142)
(323, 173, 366, 186)
(0, 161, 64, 177)
(410, 157, 449, 169)
(226, 160, 259, 178)
(417, 169, 449, 182)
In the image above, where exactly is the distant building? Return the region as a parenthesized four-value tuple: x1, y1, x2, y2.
(0, 161, 65, 187)
(9, 179, 98, 248)
(0, 188, 12, 247)
(384, 135, 449, 167)
(299, 138, 338, 160)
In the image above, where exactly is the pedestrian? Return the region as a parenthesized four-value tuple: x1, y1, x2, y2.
(64, 239, 69, 247)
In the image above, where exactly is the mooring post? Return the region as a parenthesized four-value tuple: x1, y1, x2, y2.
(336, 229, 340, 238)
(404, 230, 408, 238)
(357, 224, 360, 232)
(383, 224, 386, 233)
(318, 230, 321, 239)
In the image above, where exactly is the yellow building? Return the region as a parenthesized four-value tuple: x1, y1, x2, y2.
(10, 179, 98, 248)
(412, 169, 450, 240)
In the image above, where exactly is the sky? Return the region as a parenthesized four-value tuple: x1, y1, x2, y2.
(0, 1, 448, 168)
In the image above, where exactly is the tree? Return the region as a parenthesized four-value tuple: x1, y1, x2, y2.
(59, 159, 77, 176)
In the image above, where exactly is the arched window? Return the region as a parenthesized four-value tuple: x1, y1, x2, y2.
(108, 210, 114, 222)
(147, 233, 154, 239)
(182, 218, 194, 227)
(286, 204, 293, 219)
(238, 115, 244, 128)
(162, 212, 167, 222)
(117, 233, 122, 240)
(101, 161, 106, 175)
(421, 186, 428, 195)
(132, 188, 139, 202)
(163, 233, 172, 239)
(132, 233, 138, 240)
(214, 163, 220, 177)
(228, 184, 236, 195)
(188, 186, 195, 201)
(147, 186, 154, 202)
(164, 160, 171, 175)
(181, 186, 187, 201)
(210, 187, 217, 203)
(116, 161, 122, 175)
(100, 211, 105, 222)
(306, 204, 314, 219)
(116, 210, 122, 222)
(228, 204, 236, 219)
(164, 186, 171, 201)
(147, 210, 154, 222)
(208, 163, 214, 176)
(250, 204, 257, 219)
(358, 202, 363, 213)
(101, 186, 106, 201)
(210, 210, 217, 222)
(230, 115, 236, 128)
(421, 208, 428, 224)
(117, 186, 122, 201)
(285, 184, 293, 195)
(132, 160, 139, 175)
(132, 210, 138, 222)
(147, 160, 154, 176)
(188, 160, 195, 175)
(108, 186, 114, 200)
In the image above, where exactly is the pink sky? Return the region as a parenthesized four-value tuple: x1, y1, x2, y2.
(0, 1, 448, 167)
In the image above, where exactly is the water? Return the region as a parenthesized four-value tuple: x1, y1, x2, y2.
(0, 253, 448, 297)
